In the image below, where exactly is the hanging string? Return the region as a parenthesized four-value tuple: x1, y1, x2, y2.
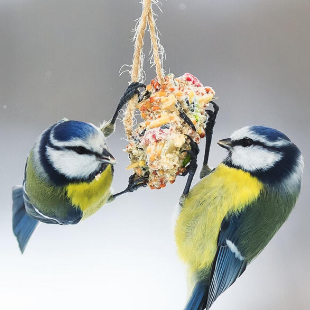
(148, 7, 165, 85)
(123, 0, 165, 139)
(130, 0, 151, 83)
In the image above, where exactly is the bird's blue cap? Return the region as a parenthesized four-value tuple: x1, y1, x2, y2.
(250, 126, 291, 142)
(53, 121, 98, 142)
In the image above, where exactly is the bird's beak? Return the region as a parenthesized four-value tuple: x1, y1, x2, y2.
(99, 149, 116, 164)
(217, 138, 232, 150)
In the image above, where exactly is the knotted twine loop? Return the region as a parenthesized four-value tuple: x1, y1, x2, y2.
(123, 0, 165, 139)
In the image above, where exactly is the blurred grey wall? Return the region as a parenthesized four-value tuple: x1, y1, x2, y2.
(0, 0, 309, 309)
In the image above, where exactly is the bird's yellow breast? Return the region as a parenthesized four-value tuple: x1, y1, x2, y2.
(66, 165, 113, 220)
(175, 164, 263, 274)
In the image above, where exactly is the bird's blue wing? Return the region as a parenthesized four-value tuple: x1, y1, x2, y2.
(184, 282, 208, 310)
(184, 214, 247, 310)
(206, 214, 247, 310)
(12, 185, 39, 253)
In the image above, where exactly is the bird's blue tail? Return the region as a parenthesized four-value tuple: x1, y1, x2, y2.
(12, 186, 39, 253)
(184, 282, 208, 310)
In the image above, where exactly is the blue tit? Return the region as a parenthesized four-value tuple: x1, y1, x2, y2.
(12, 119, 116, 253)
(175, 125, 304, 310)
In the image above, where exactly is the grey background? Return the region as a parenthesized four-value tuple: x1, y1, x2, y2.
(1, 0, 309, 309)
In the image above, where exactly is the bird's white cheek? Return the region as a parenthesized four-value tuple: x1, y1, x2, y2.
(47, 148, 100, 179)
(231, 146, 282, 171)
(282, 154, 304, 194)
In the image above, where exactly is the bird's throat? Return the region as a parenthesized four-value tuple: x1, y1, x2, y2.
(66, 164, 113, 219)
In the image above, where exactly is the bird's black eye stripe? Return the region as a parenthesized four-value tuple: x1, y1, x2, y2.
(241, 138, 254, 147)
(46, 137, 96, 156)
(232, 138, 255, 147)
(66, 146, 93, 155)
(232, 138, 282, 151)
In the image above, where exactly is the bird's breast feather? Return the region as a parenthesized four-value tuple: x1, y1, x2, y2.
(175, 164, 263, 272)
(66, 164, 113, 219)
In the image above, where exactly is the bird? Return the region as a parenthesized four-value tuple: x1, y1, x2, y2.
(12, 119, 116, 253)
(174, 125, 304, 310)
(12, 83, 149, 253)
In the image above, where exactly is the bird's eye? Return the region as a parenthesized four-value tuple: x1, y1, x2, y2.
(240, 138, 254, 147)
(73, 146, 89, 154)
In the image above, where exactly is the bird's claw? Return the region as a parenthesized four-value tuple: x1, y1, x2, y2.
(199, 100, 219, 178)
(180, 136, 199, 177)
(185, 135, 200, 156)
(205, 101, 219, 134)
(180, 150, 198, 176)
(207, 101, 219, 115)
(121, 82, 146, 104)
(105, 83, 147, 137)
(177, 103, 196, 132)
(110, 173, 148, 200)
(180, 136, 199, 196)
(126, 173, 149, 192)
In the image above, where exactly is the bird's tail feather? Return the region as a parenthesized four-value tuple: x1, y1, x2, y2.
(184, 282, 208, 310)
(12, 186, 39, 253)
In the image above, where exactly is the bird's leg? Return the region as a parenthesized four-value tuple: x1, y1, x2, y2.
(200, 101, 219, 179)
(180, 136, 199, 198)
(101, 82, 146, 137)
(108, 173, 149, 202)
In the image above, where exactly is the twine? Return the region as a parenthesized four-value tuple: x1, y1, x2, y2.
(148, 7, 165, 85)
(123, 0, 165, 139)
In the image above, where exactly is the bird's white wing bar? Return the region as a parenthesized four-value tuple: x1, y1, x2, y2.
(205, 214, 247, 310)
(226, 240, 245, 260)
(31, 202, 62, 225)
